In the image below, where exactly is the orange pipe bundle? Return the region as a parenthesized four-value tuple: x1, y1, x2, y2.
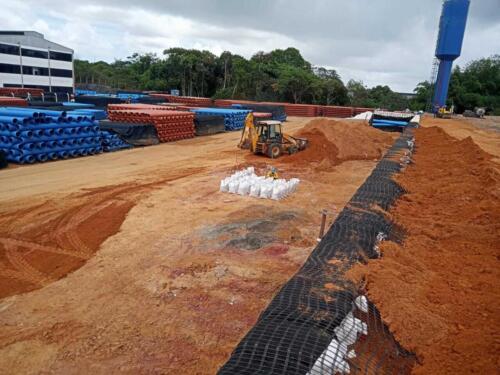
(150, 94, 213, 107)
(0, 96, 28, 106)
(108, 103, 168, 111)
(260, 102, 320, 117)
(108, 109, 195, 143)
(322, 106, 354, 118)
(0, 88, 44, 97)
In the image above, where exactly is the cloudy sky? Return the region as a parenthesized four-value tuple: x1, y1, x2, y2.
(2, 0, 499, 91)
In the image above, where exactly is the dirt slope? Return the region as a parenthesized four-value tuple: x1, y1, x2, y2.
(283, 118, 396, 167)
(348, 126, 500, 374)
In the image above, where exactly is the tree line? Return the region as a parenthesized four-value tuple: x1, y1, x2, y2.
(74, 48, 499, 114)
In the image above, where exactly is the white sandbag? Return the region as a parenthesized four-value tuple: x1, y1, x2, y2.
(228, 180, 239, 194)
(237, 180, 250, 195)
(220, 178, 229, 192)
(260, 184, 273, 199)
(249, 183, 261, 197)
(355, 295, 369, 313)
(307, 338, 350, 374)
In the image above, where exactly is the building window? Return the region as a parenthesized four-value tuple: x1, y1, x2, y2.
(22, 65, 49, 76)
(49, 51, 72, 62)
(0, 43, 20, 55)
(50, 68, 73, 78)
(0, 63, 21, 74)
(21, 48, 48, 59)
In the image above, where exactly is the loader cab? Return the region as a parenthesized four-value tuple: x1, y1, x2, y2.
(256, 121, 283, 143)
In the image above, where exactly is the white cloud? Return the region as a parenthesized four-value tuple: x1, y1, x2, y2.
(1, 0, 499, 91)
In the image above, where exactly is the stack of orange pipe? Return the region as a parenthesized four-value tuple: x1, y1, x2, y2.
(0, 96, 28, 106)
(108, 109, 195, 143)
(150, 94, 213, 107)
(0, 88, 44, 97)
(260, 102, 321, 117)
(322, 106, 354, 118)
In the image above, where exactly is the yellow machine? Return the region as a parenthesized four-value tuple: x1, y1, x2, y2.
(238, 114, 308, 158)
(266, 166, 279, 179)
(436, 106, 452, 119)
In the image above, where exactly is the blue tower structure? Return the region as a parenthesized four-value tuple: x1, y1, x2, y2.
(431, 0, 470, 111)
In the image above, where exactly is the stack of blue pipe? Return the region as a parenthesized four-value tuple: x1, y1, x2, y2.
(371, 119, 410, 128)
(70, 109, 107, 120)
(0, 107, 103, 164)
(190, 108, 251, 131)
(100, 130, 133, 152)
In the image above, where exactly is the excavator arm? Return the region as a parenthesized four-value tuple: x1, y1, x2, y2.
(238, 113, 257, 151)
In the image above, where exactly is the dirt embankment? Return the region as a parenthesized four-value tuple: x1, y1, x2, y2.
(348, 126, 500, 374)
(282, 118, 396, 168)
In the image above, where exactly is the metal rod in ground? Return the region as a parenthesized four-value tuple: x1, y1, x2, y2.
(318, 209, 328, 241)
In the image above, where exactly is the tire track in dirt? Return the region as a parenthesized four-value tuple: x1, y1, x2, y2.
(0, 167, 207, 299)
(3, 243, 55, 286)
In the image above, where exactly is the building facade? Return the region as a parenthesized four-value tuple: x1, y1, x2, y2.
(0, 31, 74, 94)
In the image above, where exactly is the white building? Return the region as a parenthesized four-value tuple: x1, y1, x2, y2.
(0, 31, 74, 94)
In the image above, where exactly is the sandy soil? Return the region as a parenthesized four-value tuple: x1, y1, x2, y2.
(0, 117, 395, 374)
(348, 120, 500, 374)
(421, 115, 500, 162)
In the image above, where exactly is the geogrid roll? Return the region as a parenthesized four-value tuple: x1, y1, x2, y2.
(218, 128, 417, 375)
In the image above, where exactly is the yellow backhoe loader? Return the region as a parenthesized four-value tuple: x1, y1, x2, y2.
(238, 114, 308, 159)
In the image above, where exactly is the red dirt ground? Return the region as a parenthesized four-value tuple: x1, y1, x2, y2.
(348, 126, 500, 374)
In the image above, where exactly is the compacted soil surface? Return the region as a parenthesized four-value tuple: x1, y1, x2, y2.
(349, 119, 500, 374)
(0, 117, 396, 374)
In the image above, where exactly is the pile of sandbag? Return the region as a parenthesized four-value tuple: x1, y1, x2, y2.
(220, 167, 300, 200)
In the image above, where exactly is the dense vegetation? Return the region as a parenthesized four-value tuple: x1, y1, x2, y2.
(411, 55, 500, 114)
(75, 48, 499, 113)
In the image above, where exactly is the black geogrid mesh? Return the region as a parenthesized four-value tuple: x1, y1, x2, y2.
(218, 128, 417, 375)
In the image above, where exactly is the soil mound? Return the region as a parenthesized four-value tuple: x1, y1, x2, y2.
(348, 126, 500, 374)
(283, 118, 395, 167)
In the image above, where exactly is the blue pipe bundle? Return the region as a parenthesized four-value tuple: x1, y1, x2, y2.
(100, 130, 133, 152)
(0, 107, 103, 164)
(190, 108, 251, 131)
(71, 109, 107, 120)
(372, 119, 410, 127)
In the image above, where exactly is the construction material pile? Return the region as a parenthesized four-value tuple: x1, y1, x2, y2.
(99, 120, 160, 146)
(108, 103, 171, 111)
(191, 108, 250, 130)
(75, 95, 125, 108)
(0, 96, 27, 107)
(0, 150, 6, 168)
(150, 94, 212, 107)
(220, 167, 300, 200)
(0, 107, 102, 164)
(99, 130, 133, 152)
(371, 111, 414, 128)
(322, 106, 353, 118)
(193, 115, 226, 136)
(263, 102, 320, 117)
(0, 87, 44, 98)
(351, 111, 373, 120)
(231, 103, 287, 122)
(70, 109, 107, 121)
(353, 107, 374, 116)
(108, 106, 195, 142)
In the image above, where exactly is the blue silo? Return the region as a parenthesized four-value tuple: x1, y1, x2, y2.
(432, 0, 470, 111)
